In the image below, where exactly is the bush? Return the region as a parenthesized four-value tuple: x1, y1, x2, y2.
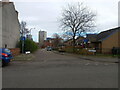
(64, 46, 79, 53)
(17, 39, 38, 53)
(112, 47, 120, 55)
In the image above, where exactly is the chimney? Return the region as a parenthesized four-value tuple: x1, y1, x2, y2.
(2, 0, 9, 2)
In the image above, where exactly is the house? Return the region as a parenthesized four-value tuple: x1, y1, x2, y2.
(44, 38, 64, 48)
(44, 38, 53, 47)
(63, 27, 120, 54)
(87, 27, 120, 54)
(76, 36, 85, 46)
(64, 39, 73, 46)
(97, 27, 120, 54)
(64, 36, 85, 47)
(86, 34, 98, 48)
(0, 0, 20, 48)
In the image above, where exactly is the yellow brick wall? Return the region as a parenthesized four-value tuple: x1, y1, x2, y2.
(102, 31, 120, 53)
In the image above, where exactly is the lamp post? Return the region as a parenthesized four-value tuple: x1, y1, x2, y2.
(21, 28, 35, 53)
(29, 28, 35, 35)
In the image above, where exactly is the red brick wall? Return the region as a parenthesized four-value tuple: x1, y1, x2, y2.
(44, 41, 52, 47)
(9, 48, 20, 56)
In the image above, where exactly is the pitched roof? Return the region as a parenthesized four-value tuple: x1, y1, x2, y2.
(86, 27, 120, 42)
(46, 38, 52, 40)
(86, 34, 97, 42)
(76, 36, 85, 40)
(97, 27, 120, 41)
(64, 39, 73, 43)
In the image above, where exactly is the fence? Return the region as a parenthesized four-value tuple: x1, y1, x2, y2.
(63, 46, 120, 55)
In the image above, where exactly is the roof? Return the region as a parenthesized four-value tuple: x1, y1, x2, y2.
(46, 38, 52, 40)
(86, 27, 120, 42)
(0, 1, 13, 6)
(86, 34, 97, 42)
(86, 34, 97, 38)
(76, 36, 85, 40)
(97, 27, 120, 41)
(64, 39, 73, 43)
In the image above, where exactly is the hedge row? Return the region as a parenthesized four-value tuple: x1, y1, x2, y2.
(17, 39, 38, 53)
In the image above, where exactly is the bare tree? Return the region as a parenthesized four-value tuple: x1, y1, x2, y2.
(20, 21, 29, 36)
(20, 21, 29, 53)
(52, 33, 62, 48)
(60, 2, 96, 51)
(62, 32, 73, 41)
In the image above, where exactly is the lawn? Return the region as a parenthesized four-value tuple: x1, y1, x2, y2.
(12, 54, 35, 61)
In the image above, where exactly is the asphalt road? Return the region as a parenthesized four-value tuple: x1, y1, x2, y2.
(2, 49, 118, 88)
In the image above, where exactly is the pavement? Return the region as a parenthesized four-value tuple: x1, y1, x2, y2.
(78, 56, 119, 63)
(2, 49, 118, 88)
(53, 51, 119, 63)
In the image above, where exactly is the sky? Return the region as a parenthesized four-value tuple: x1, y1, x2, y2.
(10, 0, 119, 42)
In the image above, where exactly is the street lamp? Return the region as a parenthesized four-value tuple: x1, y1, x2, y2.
(29, 28, 35, 35)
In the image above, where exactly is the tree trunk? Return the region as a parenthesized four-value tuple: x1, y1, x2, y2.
(73, 36, 76, 53)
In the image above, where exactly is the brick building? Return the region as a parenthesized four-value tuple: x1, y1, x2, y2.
(87, 27, 120, 54)
(64, 27, 120, 54)
(98, 27, 120, 53)
(64, 39, 73, 46)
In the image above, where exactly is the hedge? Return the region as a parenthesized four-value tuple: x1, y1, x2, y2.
(17, 39, 38, 53)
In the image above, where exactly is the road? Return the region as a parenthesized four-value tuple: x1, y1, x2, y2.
(2, 49, 118, 88)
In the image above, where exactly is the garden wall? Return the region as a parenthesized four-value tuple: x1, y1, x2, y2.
(9, 48, 20, 56)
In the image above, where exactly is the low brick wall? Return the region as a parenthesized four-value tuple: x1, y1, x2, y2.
(9, 48, 20, 56)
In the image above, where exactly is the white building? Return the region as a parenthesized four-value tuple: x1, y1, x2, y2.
(38, 31, 47, 46)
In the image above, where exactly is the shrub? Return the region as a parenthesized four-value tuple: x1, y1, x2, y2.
(112, 47, 120, 55)
(17, 39, 38, 53)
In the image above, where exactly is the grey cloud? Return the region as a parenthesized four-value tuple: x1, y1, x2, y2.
(13, 0, 118, 42)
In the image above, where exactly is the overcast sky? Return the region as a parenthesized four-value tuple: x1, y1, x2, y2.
(11, 0, 119, 42)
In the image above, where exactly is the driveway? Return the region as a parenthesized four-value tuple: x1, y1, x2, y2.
(2, 49, 118, 88)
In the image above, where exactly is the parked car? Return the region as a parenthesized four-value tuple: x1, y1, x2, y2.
(0, 48, 13, 66)
(58, 46, 66, 52)
(46, 46, 52, 51)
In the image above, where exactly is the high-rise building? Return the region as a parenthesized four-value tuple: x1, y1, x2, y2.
(38, 31, 47, 46)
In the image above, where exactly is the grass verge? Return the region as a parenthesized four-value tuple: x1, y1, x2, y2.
(12, 54, 35, 61)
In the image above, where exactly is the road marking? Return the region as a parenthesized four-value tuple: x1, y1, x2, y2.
(85, 63, 90, 65)
(95, 63, 98, 65)
(104, 63, 108, 65)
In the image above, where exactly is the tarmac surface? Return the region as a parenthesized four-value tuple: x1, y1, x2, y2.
(2, 49, 119, 88)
